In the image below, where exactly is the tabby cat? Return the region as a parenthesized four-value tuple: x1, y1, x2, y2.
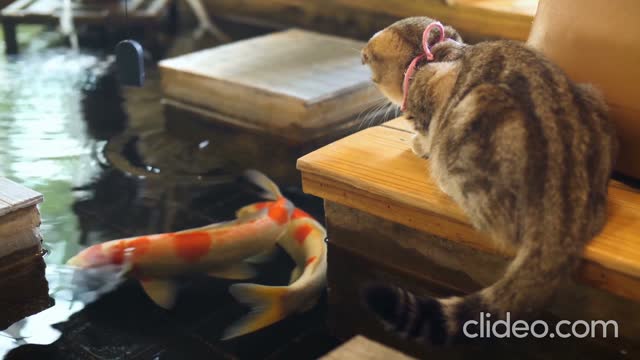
(360, 17, 618, 345)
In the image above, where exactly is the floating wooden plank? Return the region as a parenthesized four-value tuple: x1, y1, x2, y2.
(321, 336, 416, 360)
(297, 117, 640, 302)
(159, 29, 384, 142)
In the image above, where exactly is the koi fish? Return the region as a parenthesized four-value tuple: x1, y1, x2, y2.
(221, 201, 328, 340)
(66, 171, 294, 309)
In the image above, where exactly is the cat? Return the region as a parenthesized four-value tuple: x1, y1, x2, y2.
(360, 17, 619, 345)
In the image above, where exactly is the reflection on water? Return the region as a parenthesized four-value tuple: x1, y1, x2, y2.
(0, 264, 125, 358)
(0, 49, 108, 264)
(0, 47, 125, 356)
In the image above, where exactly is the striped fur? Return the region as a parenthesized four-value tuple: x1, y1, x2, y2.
(361, 17, 619, 345)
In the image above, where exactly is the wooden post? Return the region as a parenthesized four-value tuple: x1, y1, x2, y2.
(167, 0, 179, 34)
(2, 20, 18, 54)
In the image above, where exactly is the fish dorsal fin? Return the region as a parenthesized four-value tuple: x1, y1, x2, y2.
(244, 170, 282, 200)
(235, 202, 270, 220)
(140, 278, 177, 309)
(207, 263, 256, 280)
(245, 246, 279, 264)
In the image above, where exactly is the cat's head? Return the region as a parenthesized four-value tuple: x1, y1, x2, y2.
(361, 17, 463, 105)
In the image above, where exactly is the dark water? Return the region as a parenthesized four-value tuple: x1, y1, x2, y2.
(0, 27, 334, 359)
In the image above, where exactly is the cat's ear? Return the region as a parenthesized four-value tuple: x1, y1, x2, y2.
(432, 39, 466, 62)
(444, 25, 463, 43)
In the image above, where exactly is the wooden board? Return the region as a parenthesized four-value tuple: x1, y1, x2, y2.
(297, 117, 640, 302)
(321, 336, 415, 360)
(326, 206, 640, 356)
(159, 29, 384, 137)
(0, 206, 42, 258)
(0, 177, 43, 217)
(204, 0, 536, 42)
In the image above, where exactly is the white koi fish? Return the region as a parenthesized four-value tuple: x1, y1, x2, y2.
(66, 171, 294, 309)
(222, 202, 328, 340)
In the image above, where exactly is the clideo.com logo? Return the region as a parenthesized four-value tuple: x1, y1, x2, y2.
(463, 313, 619, 339)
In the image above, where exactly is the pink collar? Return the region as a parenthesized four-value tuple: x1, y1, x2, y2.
(401, 22, 446, 111)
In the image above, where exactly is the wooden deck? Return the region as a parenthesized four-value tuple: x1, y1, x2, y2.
(298, 117, 640, 302)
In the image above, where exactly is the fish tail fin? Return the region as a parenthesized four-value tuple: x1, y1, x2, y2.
(223, 283, 288, 340)
(244, 170, 282, 200)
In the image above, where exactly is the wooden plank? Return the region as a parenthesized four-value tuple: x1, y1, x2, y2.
(451, 0, 539, 16)
(321, 336, 416, 360)
(335, 0, 534, 40)
(0, 178, 43, 217)
(297, 118, 640, 302)
(159, 29, 384, 131)
(205, 0, 535, 41)
(161, 97, 370, 143)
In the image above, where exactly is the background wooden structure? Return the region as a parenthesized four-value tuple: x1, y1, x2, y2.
(0, 0, 177, 54)
(527, 0, 640, 179)
(203, 0, 537, 42)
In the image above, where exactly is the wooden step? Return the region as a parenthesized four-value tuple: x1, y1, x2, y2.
(0, 177, 43, 260)
(321, 336, 415, 360)
(158, 29, 383, 143)
(297, 117, 640, 302)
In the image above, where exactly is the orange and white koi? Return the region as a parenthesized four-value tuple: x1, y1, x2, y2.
(221, 202, 328, 340)
(66, 171, 294, 309)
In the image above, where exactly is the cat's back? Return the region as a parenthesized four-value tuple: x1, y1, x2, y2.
(442, 38, 616, 236)
(461, 40, 556, 74)
(452, 39, 603, 122)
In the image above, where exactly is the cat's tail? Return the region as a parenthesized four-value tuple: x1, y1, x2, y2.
(362, 231, 582, 345)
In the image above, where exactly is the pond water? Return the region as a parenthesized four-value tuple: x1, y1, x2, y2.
(0, 27, 333, 359)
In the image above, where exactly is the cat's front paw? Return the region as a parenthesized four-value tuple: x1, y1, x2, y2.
(411, 134, 430, 158)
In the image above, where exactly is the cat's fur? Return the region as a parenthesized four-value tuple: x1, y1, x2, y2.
(361, 17, 619, 345)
